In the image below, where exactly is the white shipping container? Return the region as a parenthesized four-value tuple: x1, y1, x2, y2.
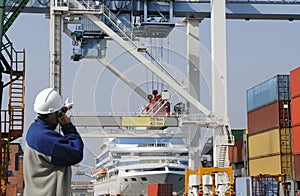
(235, 177, 252, 196)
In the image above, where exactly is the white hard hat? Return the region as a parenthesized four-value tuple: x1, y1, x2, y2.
(34, 88, 63, 114)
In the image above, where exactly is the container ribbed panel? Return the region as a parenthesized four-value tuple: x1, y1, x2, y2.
(247, 75, 290, 112)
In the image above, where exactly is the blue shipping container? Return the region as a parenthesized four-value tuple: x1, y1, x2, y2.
(247, 75, 290, 112)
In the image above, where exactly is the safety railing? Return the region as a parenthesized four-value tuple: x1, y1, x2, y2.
(101, 4, 137, 41)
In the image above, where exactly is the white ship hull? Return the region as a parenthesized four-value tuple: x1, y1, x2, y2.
(92, 137, 188, 196)
(94, 171, 185, 196)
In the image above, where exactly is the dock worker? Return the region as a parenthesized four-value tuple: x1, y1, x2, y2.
(23, 88, 84, 196)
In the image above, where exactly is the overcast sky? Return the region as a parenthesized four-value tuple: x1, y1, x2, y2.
(5, 12, 300, 178)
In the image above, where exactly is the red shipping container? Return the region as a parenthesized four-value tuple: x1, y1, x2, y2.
(247, 101, 291, 135)
(148, 184, 173, 196)
(6, 185, 17, 196)
(291, 97, 300, 127)
(292, 126, 300, 155)
(228, 140, 244, 163)
(290, 67, 300, 98)
(294, 154, 300, 180)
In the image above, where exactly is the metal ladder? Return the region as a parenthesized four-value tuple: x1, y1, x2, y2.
(218, 145, 227, 168)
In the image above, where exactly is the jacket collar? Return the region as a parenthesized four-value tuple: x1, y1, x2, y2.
(35, 117, 58, 130)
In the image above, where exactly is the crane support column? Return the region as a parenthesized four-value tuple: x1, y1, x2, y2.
(50, 0, 64, 94)
(211, 0, 230, 167)
(185, 17, 202, 170)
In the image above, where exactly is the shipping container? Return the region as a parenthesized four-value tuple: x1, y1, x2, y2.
(291, 97, 300, 127)
(231, 129, 245, 141)
(294, 154, 300, 180)
(292, 126, 300, 155)
(247, 75, 290, 112)
(248, 128, 292, 158)
(148, 184, 173, 196)
(6, 185, 17, 196)
(290, 66, 300, 98)
(228, 140, 244, 163)
(235, 177, 253, 195)
(247, 101, 291, 134)
(249, 155, 281, 176)
(235, 175, 283, 196)
(252, 175, 282, 196)
(249, 129, 280, 158)
(249, 155, 293, 178)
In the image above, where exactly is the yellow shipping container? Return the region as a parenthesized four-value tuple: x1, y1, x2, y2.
(249, 155, 281, 176)
(249, 154, 293, 180)
(248, 128, 292, 159)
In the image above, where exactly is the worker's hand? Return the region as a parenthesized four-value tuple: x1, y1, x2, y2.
(58, 111, 71, 126)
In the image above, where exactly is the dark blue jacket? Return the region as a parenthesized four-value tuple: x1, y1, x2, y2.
(24, 117, 84, 196)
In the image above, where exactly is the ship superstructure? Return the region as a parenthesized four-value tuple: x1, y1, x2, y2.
(92, 137, 188, 196)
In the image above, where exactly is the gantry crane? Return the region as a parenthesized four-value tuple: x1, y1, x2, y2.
(4, 0, 300, 195)
(49, 0, 234, 194)
(0, 0, 28, 194)
(46, 0, 300, 195)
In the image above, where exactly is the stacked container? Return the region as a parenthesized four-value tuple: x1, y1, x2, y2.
(290, 67, 300, 180)
(148, 184, 173, 196)
(235, 175, 282, 195)
(228, 129, 245, 176)
(228, 129, 244, 163)
(247, 75, 293, 179)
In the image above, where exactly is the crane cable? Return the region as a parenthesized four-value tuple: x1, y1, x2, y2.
(160, 38, 164, 91)
(150, 38, 154, 91)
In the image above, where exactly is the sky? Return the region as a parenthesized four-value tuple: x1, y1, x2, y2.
(4, 10, 300, 179)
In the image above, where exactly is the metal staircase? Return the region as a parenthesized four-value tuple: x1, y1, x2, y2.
(0, 35, 25, 195)
(0, 35, 25, 140)
(218, 145, 227, 168)
(0, 0, 27, 194)
(9, 48, 25, 141)
(217, 125, 234, 167)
